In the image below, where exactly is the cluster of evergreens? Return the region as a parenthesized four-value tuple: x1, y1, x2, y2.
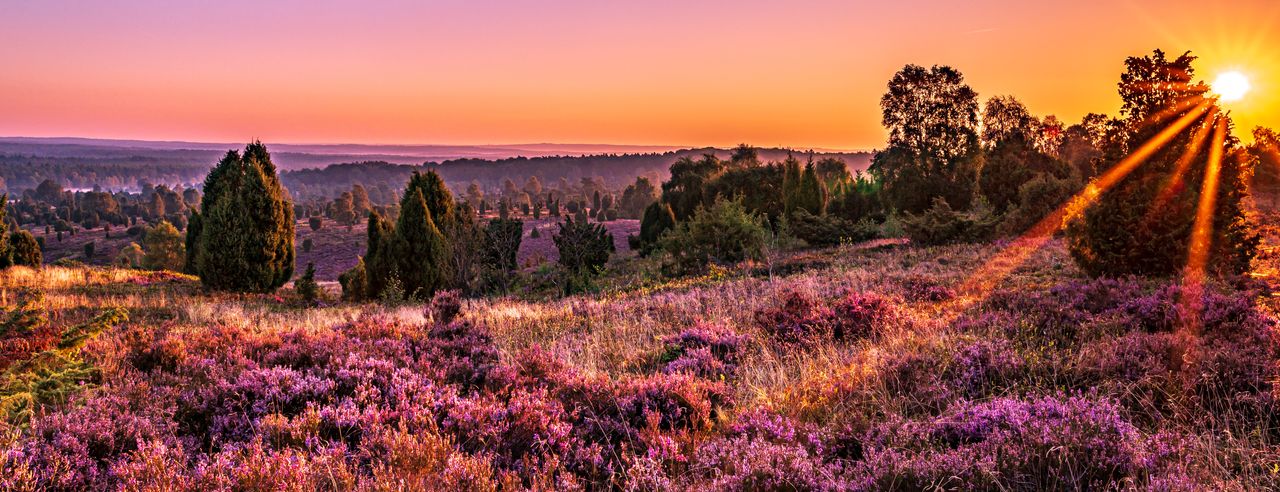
(185, 142, 295, 292)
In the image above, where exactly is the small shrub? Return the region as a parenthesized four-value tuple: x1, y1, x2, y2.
(427, 289, 463, 324)
(659, 198, 765, 275)
(658, 323, 748, 378)
(302, 238, 313, 253)
(755, 291, 832, 345)
(295, 262, 320, 305)
(900, 196, 998, 246)
(338, 259, 367, 301)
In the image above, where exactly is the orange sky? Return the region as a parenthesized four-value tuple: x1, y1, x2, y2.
(2, 0, 1278, 150)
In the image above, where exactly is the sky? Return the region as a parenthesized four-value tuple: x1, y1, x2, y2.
(2, 0, 1279, 150)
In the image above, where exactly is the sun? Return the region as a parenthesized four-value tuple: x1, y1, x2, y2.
(1211, 71, 1251, 102)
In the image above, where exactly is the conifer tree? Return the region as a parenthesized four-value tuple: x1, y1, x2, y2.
(393, 188, 448, 299)
(187, 142, 295, 292)
(0, 194, 11, 269)
(797, 162, 829, 216)
(362, 210, 396, 300)
(781, 156, 804, 216)
(637, 201, 677, 256)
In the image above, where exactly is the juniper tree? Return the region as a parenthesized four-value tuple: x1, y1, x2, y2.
(362, 210, 396, 300)
(1065, 50, 1257, 277)
(796, 162, 828, 216)
(0, 195, 10, 268)
(187, 142, 295, 292)
(9, 230, 41, 267)
(392, 188, 448, 299)
(781, 156, 804, 216)
(637, 201, 676, 256)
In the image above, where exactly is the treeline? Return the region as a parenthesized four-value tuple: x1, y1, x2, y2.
(0, 154, 209, 192)
(339, 169, 621, 301)
(6, 178, 199, 235)
(280, 148, 870, 202)
(633, 49, 1262, 280)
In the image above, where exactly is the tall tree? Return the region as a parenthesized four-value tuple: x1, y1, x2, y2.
(796, 162, 828, 216)
(981, 95, 1040, 148)
(189, 142, 295, 292)
(881, 64, 980, 162)
(781, 156, 804, 216)
(392, 188, 448, 299)
(362, 210, 396, 299)
(872, 64, 982, 214)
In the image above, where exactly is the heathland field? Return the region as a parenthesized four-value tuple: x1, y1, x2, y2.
(1, 200, 1278, 490)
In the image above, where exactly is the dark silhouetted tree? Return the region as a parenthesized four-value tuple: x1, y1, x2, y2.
(1065, 50, 1257, 277)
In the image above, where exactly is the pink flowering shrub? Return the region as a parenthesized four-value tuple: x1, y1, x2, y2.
(860, 394, 1151, 490)
(658, 322, 747, 378)
(756, 290, 899, 345)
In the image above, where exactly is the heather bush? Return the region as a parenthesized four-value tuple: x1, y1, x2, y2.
(756, 290, 899, 345)
(755, 291, 833, 345)
(829, 291, 900, 340)
(687, 409, 855, 490)
(948, 337, 1024, 397)
(861, 394, 1150, 490)
(657, 322, 748, 378)
(427, 289, 464, 324)
(898, 275, 955, 302)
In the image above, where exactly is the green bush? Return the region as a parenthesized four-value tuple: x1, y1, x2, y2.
(900, 197, 998, 246)
(142, 221, 185, 271)
(789, 209, 879, 247)
(553, 216, 614, 293)
(338, 258, 367, 302)
(9, 231, 41, 268)
(659, 199, 766, 275)
(295, 262, 320, 305)
(998, 173, 1081, 237)
(116, 243, 144, 269)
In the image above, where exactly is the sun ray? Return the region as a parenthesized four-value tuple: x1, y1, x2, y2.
(1180, 117, 1227, 334)
(941, 100, 1215, 322)
(1148, 106, 1218, 214)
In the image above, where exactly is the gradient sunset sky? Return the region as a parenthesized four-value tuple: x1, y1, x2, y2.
(3, 0, 1278, 150)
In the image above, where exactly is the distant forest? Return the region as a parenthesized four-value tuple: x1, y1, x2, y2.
(0, 140, 870, 201)
(283, 148, 871, 200)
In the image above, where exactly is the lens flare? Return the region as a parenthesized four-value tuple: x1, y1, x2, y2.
(1211, 71, 1250, 102)
(1179, 117, 1227, 334)
(943, 100, 1214, 323)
